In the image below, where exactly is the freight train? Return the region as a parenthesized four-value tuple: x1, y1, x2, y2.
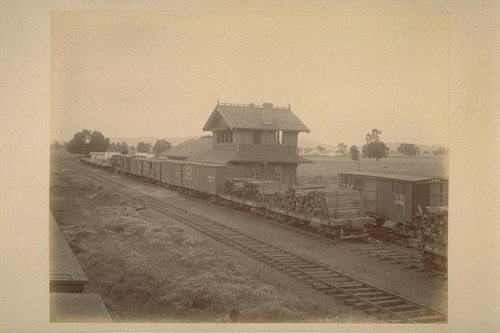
(81, 156, 449, 268)
(80, 155, 375, 240)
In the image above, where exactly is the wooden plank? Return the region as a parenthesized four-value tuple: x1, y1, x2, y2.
(50, 293, 112, 322)
(50, 213, 88, 292)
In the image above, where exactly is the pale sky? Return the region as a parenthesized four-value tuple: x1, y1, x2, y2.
(51, 11, 448, 146)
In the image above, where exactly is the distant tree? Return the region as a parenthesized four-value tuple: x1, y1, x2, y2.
(66, 129, 110, 155)
(137, 141, 152, 153)
(433, 146, 449, 156)
(200, 135, 213, 139)
(66, 129, 92, 155)
(336, 143, 348, 155)
(365, 128, 382, 144)
(350, 145, 360, 171)
(363, 141, 390, 161)
(316, 145, 326, 153)
(152, 139, 172, 157)
(51, 140, 60, 150)
(89, 131, 110, 152)
(423, 150, 431, 155)
(119, 142, 129, 154)
(397, 143, 420, 157)
(362, 129, 389, 161)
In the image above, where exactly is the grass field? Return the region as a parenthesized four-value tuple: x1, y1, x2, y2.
(297, 155, 448, 184)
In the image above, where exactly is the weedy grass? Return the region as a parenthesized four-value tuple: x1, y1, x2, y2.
(60, 202, 345, 322)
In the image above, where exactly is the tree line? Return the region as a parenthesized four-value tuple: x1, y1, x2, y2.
(59, 129, 172, 157)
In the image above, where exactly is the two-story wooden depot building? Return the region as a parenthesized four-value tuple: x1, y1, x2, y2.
(160, 102, 311, 185)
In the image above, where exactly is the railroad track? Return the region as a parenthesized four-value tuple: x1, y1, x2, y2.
(65, 160, 447, 323)
(189, 195, 447, 279)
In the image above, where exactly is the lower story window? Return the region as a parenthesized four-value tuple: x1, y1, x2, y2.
(274, 164, 282, 183)
(252, 163, 260, 180)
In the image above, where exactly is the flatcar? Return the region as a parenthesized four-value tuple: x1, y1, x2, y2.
(338, 171, 448, 238)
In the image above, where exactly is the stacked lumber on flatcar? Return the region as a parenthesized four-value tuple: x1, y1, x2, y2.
(421, 211, 448, 247)
(269, 186, 363, 219)
(223, 178, 289, 201)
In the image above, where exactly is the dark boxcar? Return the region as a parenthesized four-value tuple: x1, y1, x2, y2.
(181, 162, 201, 192)
(142, 159, 154, 180)
(129, 157, 137, 175)
(171, 162, 183, 187)
(187, 162, 248, 195)
(338, 171, 448, 225)
(123, 156, 135, 174)
(130, 158, 145, 177)
(152, 159, 162, 182)
(210, 165, 249, 195)
(160, 160, 174, 185)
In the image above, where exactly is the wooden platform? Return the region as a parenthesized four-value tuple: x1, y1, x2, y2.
(49, 213, 88, 292)
(50, 212, 112, 322)
(50, 293, 112, 322)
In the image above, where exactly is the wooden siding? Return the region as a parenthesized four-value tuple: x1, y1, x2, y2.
(282, 131, 298, 145)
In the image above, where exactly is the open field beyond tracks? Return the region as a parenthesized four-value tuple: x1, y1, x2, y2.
(297, 155, 448, 184)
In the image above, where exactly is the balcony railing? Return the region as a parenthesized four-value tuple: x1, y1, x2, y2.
(213, 143, 298, 155)
(239, 144, 297, 155)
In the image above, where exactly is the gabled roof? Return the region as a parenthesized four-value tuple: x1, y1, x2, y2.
(203, 103, 310, 132)
(159, 138, 311, 164)
(159, 138, 212, 160)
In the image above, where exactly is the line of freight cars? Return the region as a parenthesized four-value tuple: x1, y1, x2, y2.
(105, 155, 375, 240)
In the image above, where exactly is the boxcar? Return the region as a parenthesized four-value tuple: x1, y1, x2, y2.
(171, 162, 183, 187)
(130, 157, 145, 178)
(160, 160, 174, 185)
(152, 159, 162, 182)
(180, 162, 248, 196)
(142, 159, 154, 180)
(338, 171, 448, 235)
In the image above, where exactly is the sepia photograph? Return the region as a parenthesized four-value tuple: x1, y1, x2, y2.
(1, 1, 498, 332)
(49, 9, 449, 324)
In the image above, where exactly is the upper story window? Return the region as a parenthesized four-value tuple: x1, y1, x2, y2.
(216, 130, 233, 143)
(275, 131, 283, 144)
